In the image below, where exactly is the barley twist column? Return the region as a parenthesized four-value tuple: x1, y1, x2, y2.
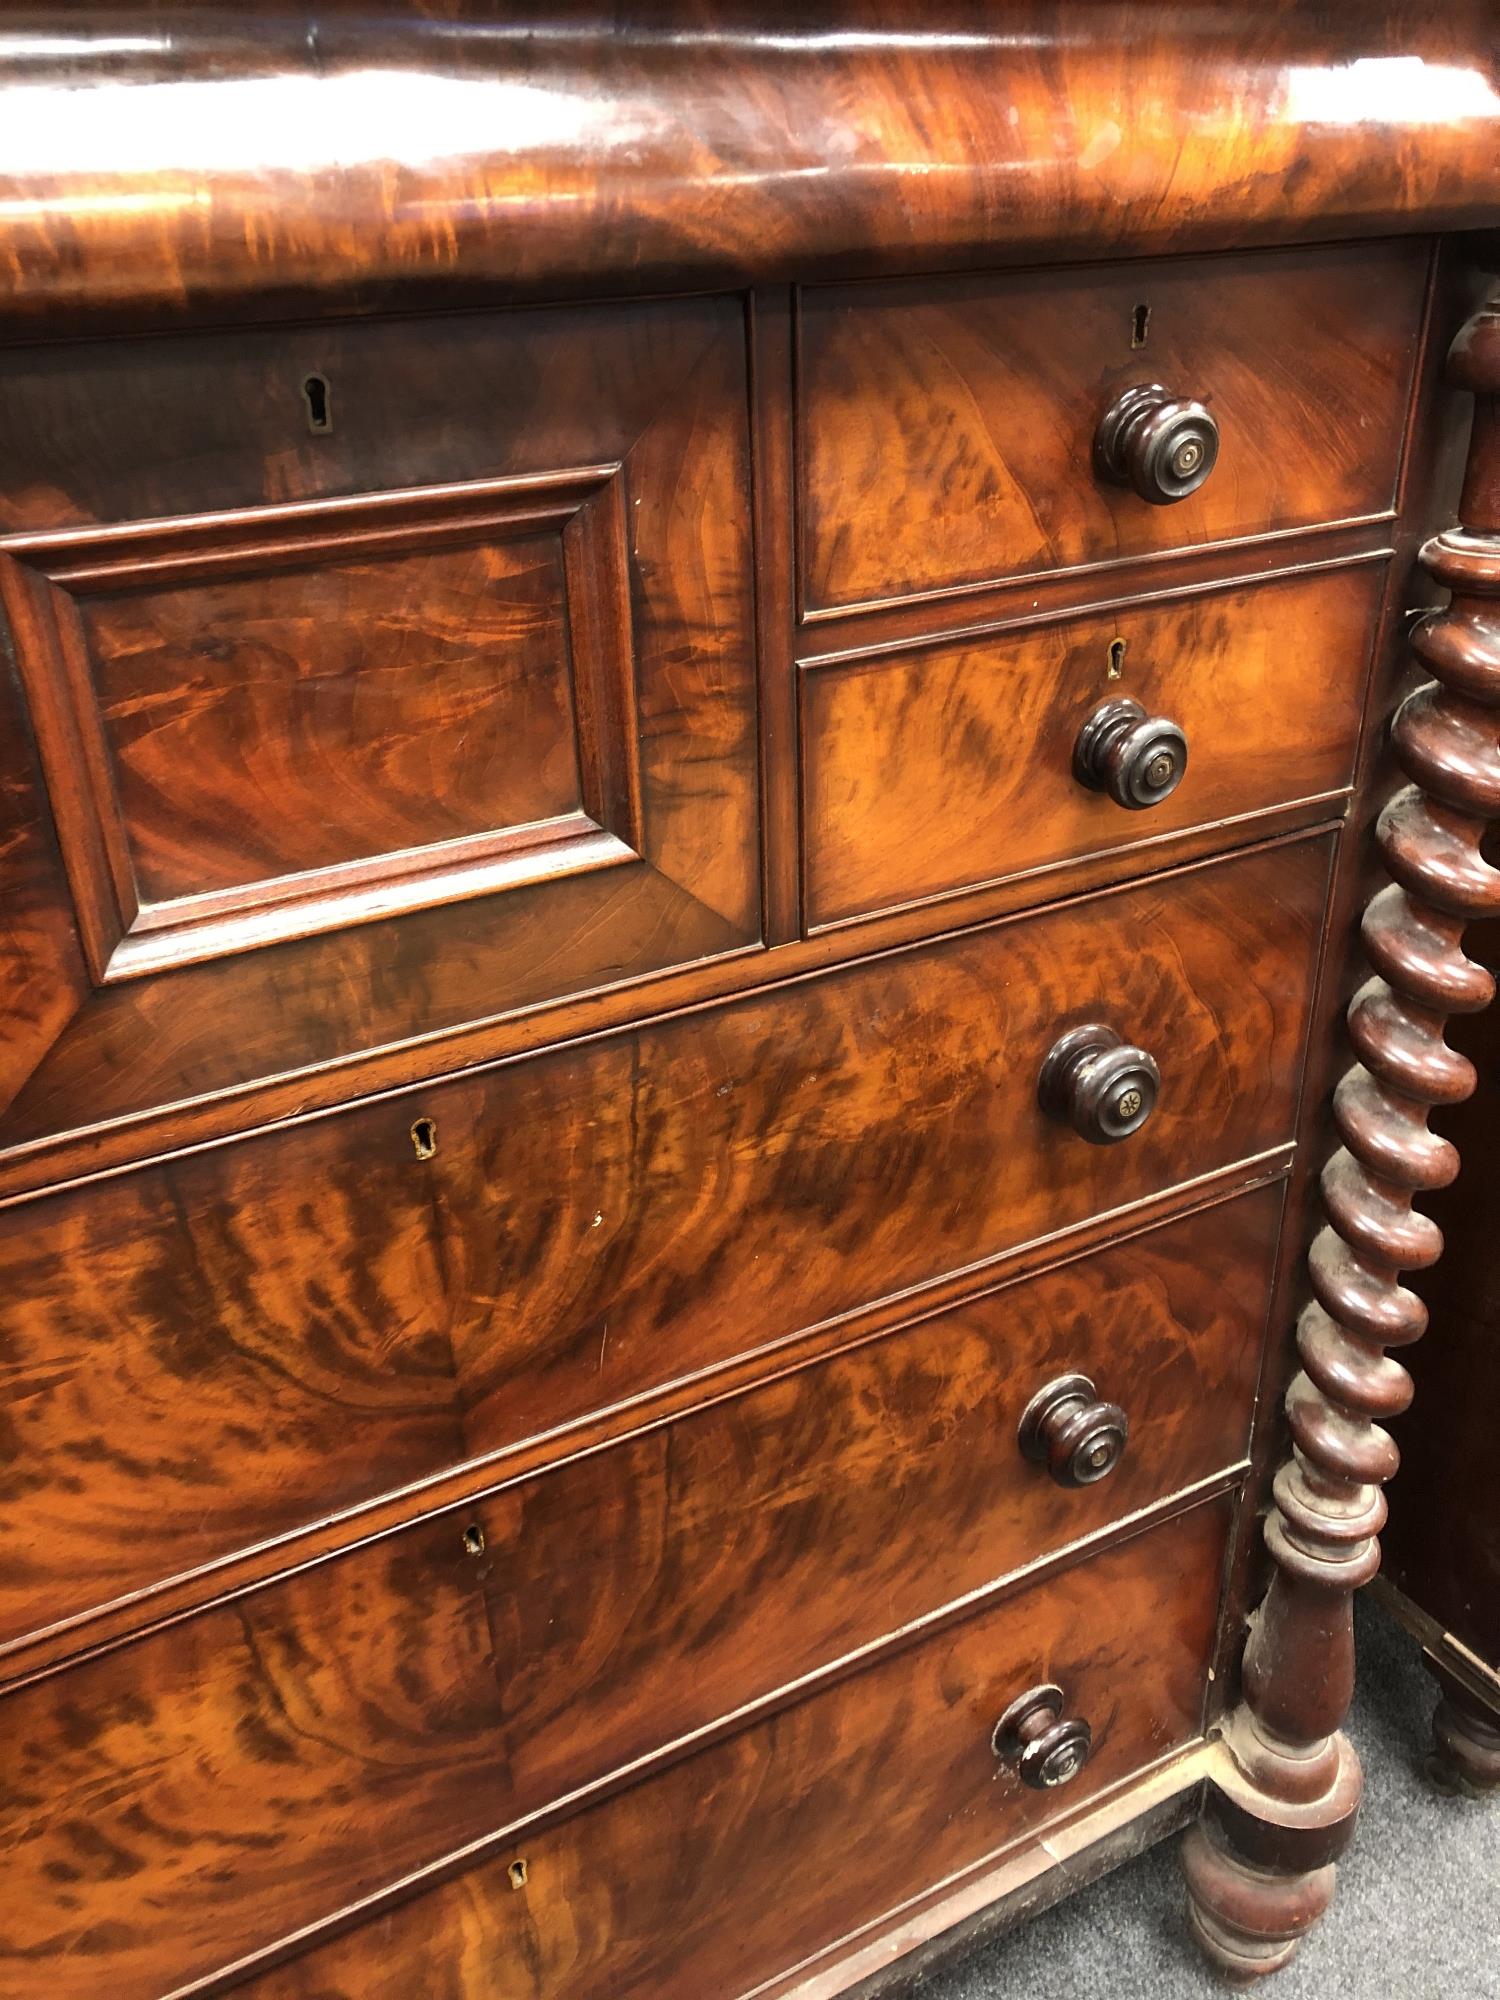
(1184, 294, 1500, 1980)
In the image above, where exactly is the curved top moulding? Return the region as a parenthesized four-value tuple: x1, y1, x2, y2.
(1, 1, 1499, 325)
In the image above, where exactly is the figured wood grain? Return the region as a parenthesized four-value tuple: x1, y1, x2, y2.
(0, 1161, 1290, 1700)
(87, 532, 583, 902)
(1, 7, 1497, 324)
(0, 19, 1484, 2000)
(5, 447, 657, 975)
(0, 294, 758, 1146)
(0, 1135, 464, 1649)
(781, 1761, 1210, 2000)
(434, 834, 1329, 1458)
(798, 242, 1428, 614)
(0, 1192, 1259, 1997)
(234, 1502, 1230, 2000)
(464, 1186, 1275, 1818)
(0, 1518, 505, 2000)
(0, 841, 1326, 1653)
(802, 563, 1384, 926)
(9, 471, 649, 981)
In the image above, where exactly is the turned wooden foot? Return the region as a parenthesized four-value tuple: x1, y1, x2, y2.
(1183, 1720, 1361, 1982)
(1182, 1827, 1339, 1984)
(1426, 1657, 1500, 1794)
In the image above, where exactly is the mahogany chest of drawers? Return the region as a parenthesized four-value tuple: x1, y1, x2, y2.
(2, 9, 1499, 1996)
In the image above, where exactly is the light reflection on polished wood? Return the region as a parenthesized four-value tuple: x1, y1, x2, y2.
(0, 6, 1498, 323)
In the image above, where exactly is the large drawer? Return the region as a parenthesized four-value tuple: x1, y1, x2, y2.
(464, 1185, 1273, 1817)
(238, 1503, 1230, 2000)
(0, 296, 759, 1150)
(0, 1201, 1259, 1996)
(802, 562, 1382, 927)
(798, 240, 1427, 615)
(0, 837, 1328, 1651)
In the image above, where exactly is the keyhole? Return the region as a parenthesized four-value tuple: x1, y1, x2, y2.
(410, 1117, 437, 1160)
(302, 373, 332, 434)
(1107, 637, 1128, 679)
(1130, 304, 1150, 350)
(461, 1523, 486, 1557)
(508, 1860, 529, 1890)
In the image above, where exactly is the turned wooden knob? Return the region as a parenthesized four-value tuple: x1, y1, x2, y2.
(1018, 1373, 1130, 1486)
(1038, 1024, 1160, 1144)
(1074, 697, 1188, 810)
(1094, 383, 1219, 504)
(993, 1684, 1094, 1790)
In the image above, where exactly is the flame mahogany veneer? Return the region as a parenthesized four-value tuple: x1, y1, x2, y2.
(1, 9, 1498, 1997)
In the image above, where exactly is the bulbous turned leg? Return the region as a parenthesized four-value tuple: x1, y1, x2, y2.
(1183, 1824, 1338, 1985)
(1426, 1656, 1500, 1795)
(1186, 293, 1500, 1977)
(1184, 1574, 1365, 1982)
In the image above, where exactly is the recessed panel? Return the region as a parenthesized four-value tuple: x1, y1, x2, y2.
(86, 535, 583, 904)
(16, 468, 641, 981)
(0, 292, 760, 1152)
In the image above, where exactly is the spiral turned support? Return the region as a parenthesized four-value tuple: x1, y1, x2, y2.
(1185, 295, 1500, 1982)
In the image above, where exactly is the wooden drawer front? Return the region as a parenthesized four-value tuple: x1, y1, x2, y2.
(803, 563, 1382, 927)
(0, 297, 758, 1151)
(460, 1185, 1270, 1822)
(798, 241, 1427, 616)
(0, 1201, 1259, 1997)
(0, 1519, 509, 2000)
(239, 1504, 1229, 2000)
(0, 841, 1325, 1654)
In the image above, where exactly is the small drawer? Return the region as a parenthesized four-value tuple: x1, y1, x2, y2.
(802, 563, 1382, 927)
(0, 842, 1325, 1655)
(0, 295, 760, 1150)
(798, 240, 1427, 615)
(0, 1200, 1262, 1997)
(237, 1502, 1230, 2000)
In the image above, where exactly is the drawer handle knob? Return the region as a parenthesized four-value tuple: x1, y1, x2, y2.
(1095, 383, 1219, 504)
(1074, 696, 1188, 810)
(1038, 1024, 1160, 1145)
(993, 1684, 1094, 1790)
(1018, 1373, 1130, 1486)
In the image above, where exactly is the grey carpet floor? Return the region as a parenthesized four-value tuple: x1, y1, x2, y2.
(912, 1598, 1498, 2000)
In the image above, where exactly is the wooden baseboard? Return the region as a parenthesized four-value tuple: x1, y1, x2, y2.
(1370, 1578, 1500, 1713)
(757, 1744, 1214, 2000)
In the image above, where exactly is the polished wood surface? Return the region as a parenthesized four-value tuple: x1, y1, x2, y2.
(0, 1193, 1261, 1996)
(798, 243, 1428, 615)
(235, 1504, 1229, 2000)
(802, 562, 1384, 927)
(90, 540, 586, 903)
(0, 838, 1325, 1655)
(0, 14, 1488, 1992)
(1, 7, 1498, 326)
(1186, 287, 1500, 1979)
(0, 1516, 507, 1999)
(0, 294, 758, 1143)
